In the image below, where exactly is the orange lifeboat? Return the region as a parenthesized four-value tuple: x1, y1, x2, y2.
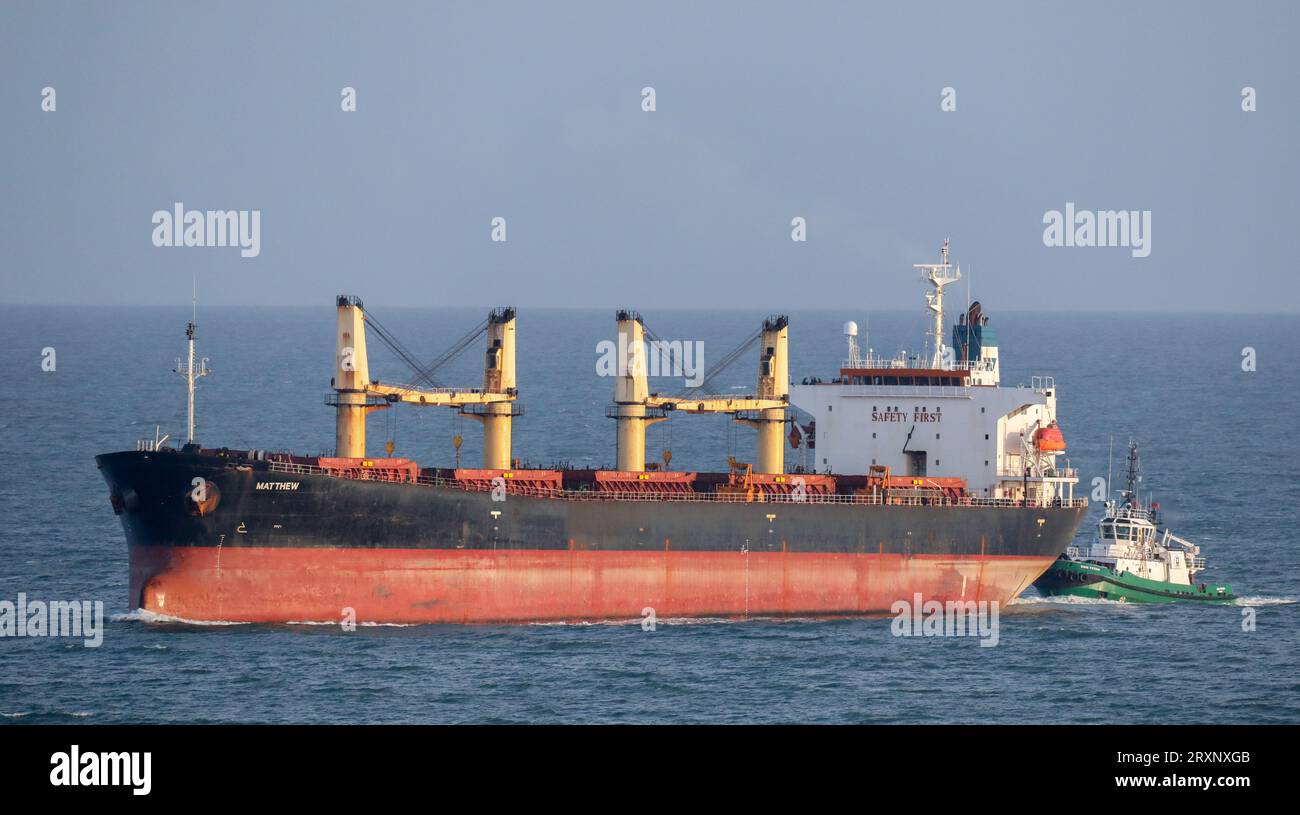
(1035, 422, 1066, 452)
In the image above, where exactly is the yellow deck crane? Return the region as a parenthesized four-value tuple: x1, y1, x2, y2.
(330, 296, 519, 468)
(607, 312, 790, 473)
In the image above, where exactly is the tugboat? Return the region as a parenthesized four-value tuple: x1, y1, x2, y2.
(1033, 440, 1234, 603)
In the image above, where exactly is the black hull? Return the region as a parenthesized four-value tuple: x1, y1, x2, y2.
(97, 450, 1085, 557)
(95, 449, 1087, 623)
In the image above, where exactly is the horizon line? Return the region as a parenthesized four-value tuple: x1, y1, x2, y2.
(1, 301, 1297, 317)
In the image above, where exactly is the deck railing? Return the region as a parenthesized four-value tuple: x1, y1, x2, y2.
(265, 460, 1087, 509)
(997, 468, 1079, 480)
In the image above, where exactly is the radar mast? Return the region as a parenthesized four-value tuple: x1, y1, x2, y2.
(914, 239, 961, 368)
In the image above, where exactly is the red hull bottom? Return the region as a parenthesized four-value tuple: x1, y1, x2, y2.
(129, 546, 1053, 624)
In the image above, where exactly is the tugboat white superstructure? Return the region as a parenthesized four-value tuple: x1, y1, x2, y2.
(1033, 440, 1235, 602)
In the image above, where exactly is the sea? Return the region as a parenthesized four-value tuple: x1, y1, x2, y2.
(0, 305, 1297, 723)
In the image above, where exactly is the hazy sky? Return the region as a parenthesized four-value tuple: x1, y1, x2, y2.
(2, 1, 1296, 312)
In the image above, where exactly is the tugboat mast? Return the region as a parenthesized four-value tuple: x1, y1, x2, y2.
(1122, 439, 1141, 508)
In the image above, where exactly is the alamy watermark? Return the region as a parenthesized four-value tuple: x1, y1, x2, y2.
(50, 746, 151, 795)
(0, 593, 104, 647)
(1042, 202, 1151, 258)
(890, 593, 1000, 647)
(152, 202, 261, 258)
(596, 335, 705, 388)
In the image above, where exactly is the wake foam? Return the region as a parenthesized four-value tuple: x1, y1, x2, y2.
(1010, 594, 1128, 606)
(110, 609, 249, 626)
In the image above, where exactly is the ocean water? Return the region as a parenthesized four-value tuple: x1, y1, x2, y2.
(0, 305, 1297, 724)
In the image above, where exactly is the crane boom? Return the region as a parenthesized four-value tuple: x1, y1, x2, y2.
(332, 297, 518, 467)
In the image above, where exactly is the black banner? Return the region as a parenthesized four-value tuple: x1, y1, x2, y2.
(1, 725, 1282, 801)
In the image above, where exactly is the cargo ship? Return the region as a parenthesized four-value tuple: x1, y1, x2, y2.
(97, 242, 1087, 624)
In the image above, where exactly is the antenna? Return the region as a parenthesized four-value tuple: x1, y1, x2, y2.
(1106, 435, 1113, 504)
(843, 320, 860, 365)
(175, 275, 212, 444)
(1124, 438, 1141, 506)
(914, 238, 961, 368)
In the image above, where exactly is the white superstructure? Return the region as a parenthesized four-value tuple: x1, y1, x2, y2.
(1065, 440, 1208, 587)
(789, 242, 1078, 505)
(1066, 503, 1205, 585)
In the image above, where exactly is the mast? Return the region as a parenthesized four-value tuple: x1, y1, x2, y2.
(1106, 436, 1114, 503)
(174, 282, 211, 444)
(1122, 439, 1140, 507)
(915, 239, 961, 368)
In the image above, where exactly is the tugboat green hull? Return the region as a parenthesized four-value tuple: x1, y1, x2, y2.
(1033, 557, 1234, 604)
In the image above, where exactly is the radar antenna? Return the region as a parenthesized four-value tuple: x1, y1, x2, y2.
(843, 320, 861, 365)
(914, 239, 961, 368)
(1122, 439, 1141, 507)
